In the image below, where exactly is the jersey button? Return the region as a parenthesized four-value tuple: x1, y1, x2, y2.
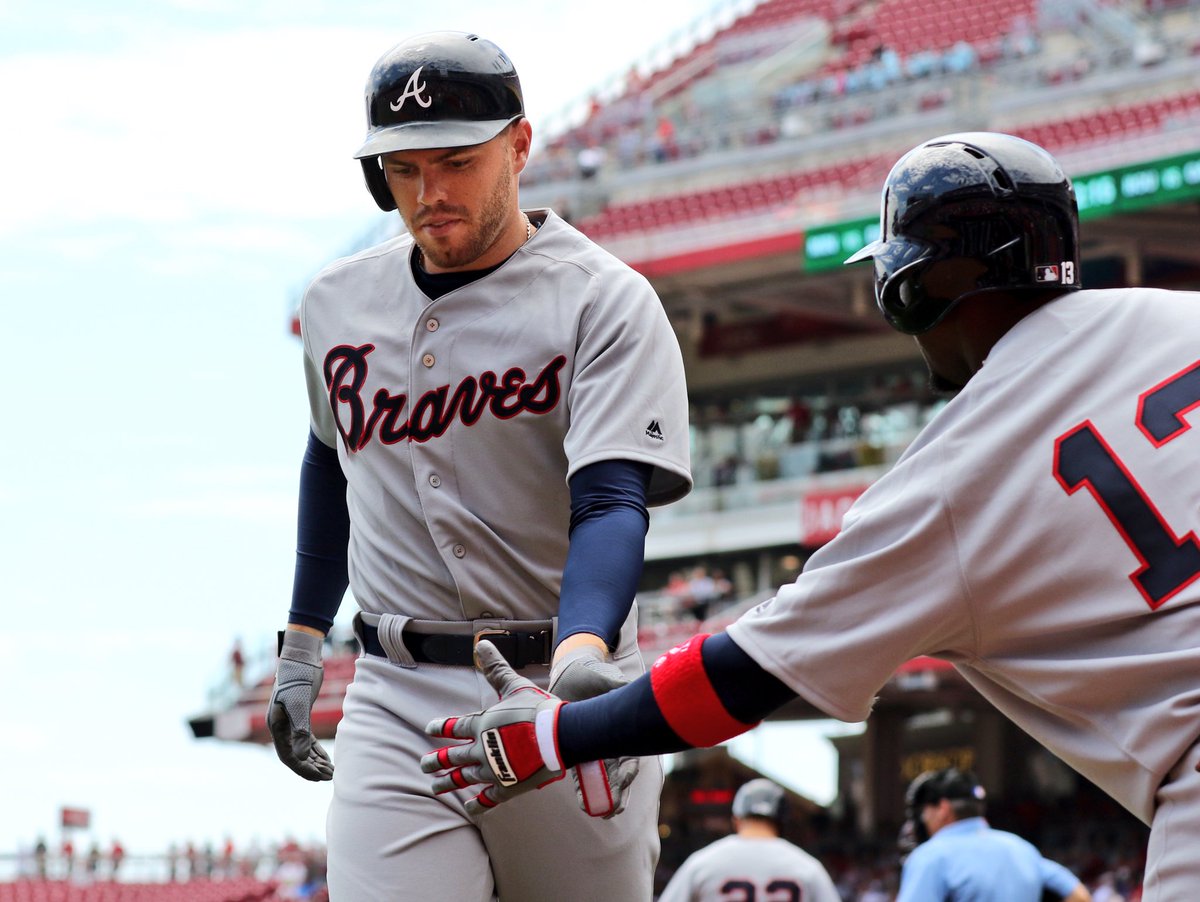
(426, 318, 439, 332)
(422, 353, 435, 368)
(428, 474, 441, 488)
(452, 544, 466, 558)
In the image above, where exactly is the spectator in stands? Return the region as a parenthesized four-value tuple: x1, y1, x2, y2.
(710, 568, 733, 604)
(33, 836, 47, 880)
(686, 566, 718, 622)
(229, 638, 245, 687)
(86, 843, 101, 880)
(110, 838, 124, 878)
(898, 769, 1091, 902)
(712, 454, 740, 487)
(652, 115, 678, 162)
(1092, 872, 1127, 902)
(577, 141, 606, 180)
(60, 838, 74, 878)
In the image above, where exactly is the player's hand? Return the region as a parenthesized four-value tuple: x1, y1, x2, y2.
(549, 642, 627, 701)
(267, 629, 334, 782)
(549, 643, 642, 817)
(422, 640, 633, 818)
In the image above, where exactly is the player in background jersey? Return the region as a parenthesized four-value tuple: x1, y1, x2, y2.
(897, 769, 1091, 902)
(423, 132, 1200, 902)
(658, 779, 840, 902)
(264, 31, 692, 901)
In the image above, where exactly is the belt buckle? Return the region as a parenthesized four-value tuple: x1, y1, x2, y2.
(472, 628, 512, 668)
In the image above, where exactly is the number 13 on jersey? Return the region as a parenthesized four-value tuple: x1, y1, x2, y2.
(1053, 359, 1200, 609)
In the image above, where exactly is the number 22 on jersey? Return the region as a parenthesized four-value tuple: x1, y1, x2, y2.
(1053, 359, 1200, 609)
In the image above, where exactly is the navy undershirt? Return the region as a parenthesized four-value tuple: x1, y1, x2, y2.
(287, 431, 654, 649)
(287, 431, 350, 633)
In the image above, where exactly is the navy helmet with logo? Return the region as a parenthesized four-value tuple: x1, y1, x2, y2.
(844, 132, 1081, 334)
(354, 31, 525, 210)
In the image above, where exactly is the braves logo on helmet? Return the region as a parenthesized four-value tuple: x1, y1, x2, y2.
(390, 67, 432, 111)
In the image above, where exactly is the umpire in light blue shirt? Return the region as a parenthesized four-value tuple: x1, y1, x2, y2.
(897, 769, 1092, 902)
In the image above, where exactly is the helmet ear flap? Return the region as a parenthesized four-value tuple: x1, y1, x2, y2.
(361, 157, 397, 212)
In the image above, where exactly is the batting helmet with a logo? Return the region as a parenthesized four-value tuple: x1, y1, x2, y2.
(844, 132, 1081, 334)
(354, 31, 525, 210)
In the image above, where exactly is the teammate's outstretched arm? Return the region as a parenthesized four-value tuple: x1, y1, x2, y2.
(421, 632, 796, 814)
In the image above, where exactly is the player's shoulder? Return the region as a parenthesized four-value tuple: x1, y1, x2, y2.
(306, 230, 413, 291)
(527, 209, 654, 289)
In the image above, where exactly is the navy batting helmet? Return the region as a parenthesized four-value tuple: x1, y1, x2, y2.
(902, 768, 987, 845)
(844, 132, 1081, 335)
(354, 31, 525, 211)
(906, 768, 986, 810)
(732, 779, 787, 822)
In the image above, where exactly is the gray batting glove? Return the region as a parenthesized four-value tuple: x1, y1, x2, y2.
(267, 629, 334, 782)
(549, 643, 641, 816)
(422, 640, 634, 818)
(549, 643, 627, 701)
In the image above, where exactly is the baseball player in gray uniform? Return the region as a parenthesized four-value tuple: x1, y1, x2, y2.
(265, 31, 692, 901)
(423, 133, 1200, 901)
(658, 779, 840, 902)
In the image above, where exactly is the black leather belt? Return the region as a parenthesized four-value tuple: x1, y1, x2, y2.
(360, 621, 553, 669)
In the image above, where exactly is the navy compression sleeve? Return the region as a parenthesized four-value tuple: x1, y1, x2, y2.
(556, 459, 654, 650)
(287, 430, 351, 633)
(557, 632, 796, 765)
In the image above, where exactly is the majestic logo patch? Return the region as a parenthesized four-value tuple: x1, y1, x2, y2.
(645, 420, 664, 441)
(390, 67, 432, 111)
(483, 729, 518, 786)
(323, 344, 566, 451)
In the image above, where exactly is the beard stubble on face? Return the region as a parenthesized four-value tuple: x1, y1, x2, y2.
(409, 154, 515, 272)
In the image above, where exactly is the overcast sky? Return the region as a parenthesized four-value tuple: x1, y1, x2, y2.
(0, 0, 859, 862)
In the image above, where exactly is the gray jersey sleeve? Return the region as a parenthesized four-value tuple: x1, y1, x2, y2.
(299, 275, 340, 448)
(562, 255, 691, 506)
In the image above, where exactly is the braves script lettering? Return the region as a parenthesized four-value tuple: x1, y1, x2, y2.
(323, 344, 567, 451)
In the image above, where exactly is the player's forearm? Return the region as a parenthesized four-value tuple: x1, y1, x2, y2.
(557, 632, 796, 765)
(557, 459, 653, 649)
(288, 430, 350, 633)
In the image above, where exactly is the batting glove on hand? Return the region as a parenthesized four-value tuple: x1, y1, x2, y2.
(549, 642, 627, 701)
(267, 629, 334, 782)
(549, 644, 641, 817)
(422, 640, 634, 818)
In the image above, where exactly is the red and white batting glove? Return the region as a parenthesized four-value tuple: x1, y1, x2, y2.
(422, 640, 634, 818)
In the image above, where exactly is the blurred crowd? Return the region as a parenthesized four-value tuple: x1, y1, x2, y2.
(11, 836, 327, 900)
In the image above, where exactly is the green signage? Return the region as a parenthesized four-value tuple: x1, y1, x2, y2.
(801, 148, 1200, 271)
(803, 216, 880, 273)
(1074, 150, 1200, 219)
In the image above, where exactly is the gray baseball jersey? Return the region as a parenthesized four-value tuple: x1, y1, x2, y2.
(300, 208, 692, 622)
(658, 835, 841, 902)
(298, 208, 691, 901)
(728, 287, 1200, 825)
